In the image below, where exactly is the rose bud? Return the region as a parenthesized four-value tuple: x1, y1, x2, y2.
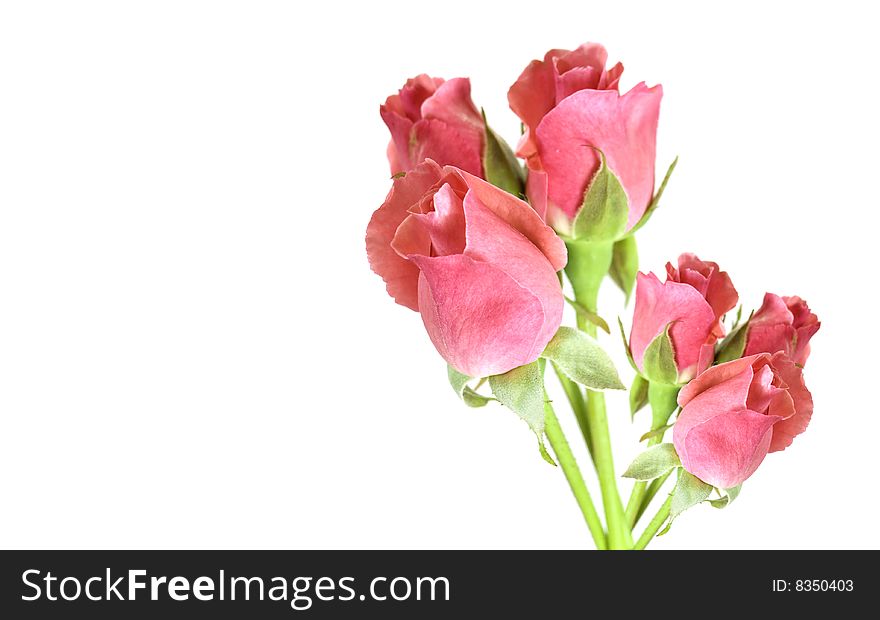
(743, 293, 820, 366)
(673, 352, 813, 489)
(381, 75, 485, 178)
(366, 159, 566, 378)
(630, 254, 738, 384)
(508, 43, 660, 232)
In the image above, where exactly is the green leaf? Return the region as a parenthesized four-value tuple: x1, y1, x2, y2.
(481, 109, 525, 197)
(564, 296, 610, 334)
(622, 443, 681, 481)
(715, 311, 753, 364)
(541, 327, 624, 390)
(629, 374, 649, 419)
(639, 424, 674, 443)
(609, 235, 638, 302)
(627, 157, 678, 236)
(447, 366, 493, 407)
(670, 470, 713, 521)
(708, 485, 741, 509)
(489, 361, 551, 460)
(617, 317, 639, 374)
(571, 151, 629, 242)
(642, 325, 678, 385)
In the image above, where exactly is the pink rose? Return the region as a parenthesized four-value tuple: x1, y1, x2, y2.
(380, 75, 485, 178)
(507, 43, 660, 230)
(366, 159, 567, 377)
(630, 254, 738, 382)
(673, 352, 813, 488)
(744, 293, 820, 366)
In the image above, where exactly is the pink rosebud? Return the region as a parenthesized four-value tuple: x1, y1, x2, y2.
(630, 254, 738, 382)
(380, 75, 485, 178)
(744, 293, 820, 366)
(366, 160, 567, 378)
(673, 352, 813, 488)
(507, 44, 660, 231)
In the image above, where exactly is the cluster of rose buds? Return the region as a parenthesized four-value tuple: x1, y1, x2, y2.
(366, 42, 819, 549)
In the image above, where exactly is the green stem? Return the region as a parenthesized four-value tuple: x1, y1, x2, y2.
(551, 362, 595, 467)
(564, 239, 631, 549)
(543, 400, 607, 549)
(625, 381, 680, 527)
(635, 470, 672, 526)
(633, 495, 672, 550)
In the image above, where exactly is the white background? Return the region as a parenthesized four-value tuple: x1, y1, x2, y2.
(1, 1, 877, 550)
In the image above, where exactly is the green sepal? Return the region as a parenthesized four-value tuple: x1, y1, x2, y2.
(481, 109, 525, 197)
(447, 366, 494, 407)
(708, 485, 742, 509)
(642, 325, 678, 385)
(715, 311, 753, 364)
(670, 469, 713, 521)
(541, 326, 624, 391)
(622, 443, 681, 481)
(609, 235, 638, 302)
(617, 317, 639, 374)
(488, 361, 552, 463)
(564, 296, 610, 334)
(629, 374, 649, 419)
(571, 151, 629, 242)
(627, 157, 678, 236)
(648, 381, 681, 430)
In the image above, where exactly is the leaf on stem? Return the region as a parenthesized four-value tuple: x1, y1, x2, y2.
(541, 327, 624, 390)
(622, 443, 681, 481)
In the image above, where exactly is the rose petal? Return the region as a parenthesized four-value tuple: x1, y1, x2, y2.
(411, 254, 547, 378)
(630, 272, 716, 376)
(366, 160, 443, 310)
(534, 82, 662, 228)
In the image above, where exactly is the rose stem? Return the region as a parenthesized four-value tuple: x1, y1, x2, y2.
(551, 361, 596, 468)
(565, 240, 632, 549)
(633, 495, 673, 550)
(625, 382, 680, 527)
(634, 470, 673, 526)
(543, 399, 607, 549)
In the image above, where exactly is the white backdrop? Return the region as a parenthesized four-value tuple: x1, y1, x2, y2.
(1, 1, 877, 549)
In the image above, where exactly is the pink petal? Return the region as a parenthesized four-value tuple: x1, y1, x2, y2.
(534, 83, 662, 228)
(768, 352, 813, 452)
(410, 119, 484, 178)
(630, 272, 716, 377)
(508, 53, 564, 160)
(366, 160, 443, 310)
(411, 254, 548, 378)
(379, 106, 414, 174)
(455, 168, 567, 271)
(393, 183, 466, 258)
(677, 408, 780, 489)
(678, 355, 768, 409)
(461, 191, 564, 361)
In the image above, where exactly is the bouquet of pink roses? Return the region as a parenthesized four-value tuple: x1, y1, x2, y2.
(366, 43, 820, 549)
